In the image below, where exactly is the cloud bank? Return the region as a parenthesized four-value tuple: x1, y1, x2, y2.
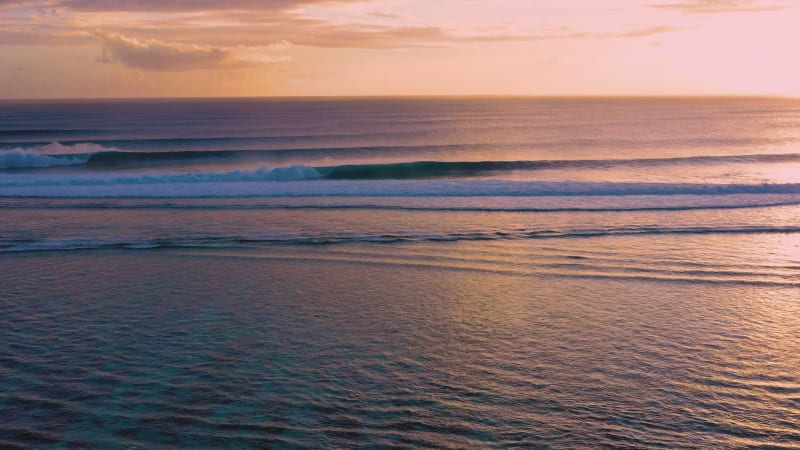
(96, 32, 286, 71)
(0, 0, 692, 52)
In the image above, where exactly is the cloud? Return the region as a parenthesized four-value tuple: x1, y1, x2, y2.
(0, 28, 89, 45)
(610, 25, 683, 38)
(291, 24, 450, 48)
(368, 10, 410, 20)
(95, 32, 283, 71)
(650, 0, 789, 13)
(0, 1, 687, 51)
(443, 26, 683, 44)
(4, 0, 355, 12)
(268, 40, 293, 51)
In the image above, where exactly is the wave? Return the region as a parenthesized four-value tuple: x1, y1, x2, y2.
(0, 149, 89, 169)
(4, 225, 800, 253)
(59, 151, 800, 174)
(82, 148, 800, 171)
(4, 131, 797, 156)
(316, 154, 800, 179)
(3, 141, 800, 174)
(0, 166, 322, 188)
(4, 197, 800, 212)
(0, 142, 118, 169)
(4, 172, 800, 198)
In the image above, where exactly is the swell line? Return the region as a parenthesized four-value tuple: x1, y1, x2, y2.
(4, 178, 800, 198)
(316, 154, 800, 179)
(2, 200, 800, 212)
(3, 225, 800, 253)
(3, 142, 800, 173)
(170, 252, 799, 287)
(82, 150, 800, 173)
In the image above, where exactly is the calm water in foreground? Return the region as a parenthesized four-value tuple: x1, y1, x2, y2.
(1, 97, 800, 448)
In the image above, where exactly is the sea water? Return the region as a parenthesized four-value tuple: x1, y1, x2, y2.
(1, 97, 799, 448)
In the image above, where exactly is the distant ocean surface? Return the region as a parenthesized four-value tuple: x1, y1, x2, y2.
(2, 98, 799, 448)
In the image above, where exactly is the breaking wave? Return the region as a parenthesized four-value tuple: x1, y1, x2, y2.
(4, 143, 800, 200)
(3, 141, 800, 175)
(0, 149, 88, 169)
(76, 149, 800, 174)
(3, 174, 800, 198)
(0, 142, 117, 169)
(315, 154, 800, 179)
(0, 165, 323, 188)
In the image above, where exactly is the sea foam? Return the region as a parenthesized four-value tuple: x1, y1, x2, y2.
(0, 165, 323, 187)
(0, 142, 118, 169)
(2, 171, 800, 199)
(0, 149, 89, 169)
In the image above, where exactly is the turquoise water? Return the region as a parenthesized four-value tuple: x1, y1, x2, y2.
(1, 98, 800, 448)
(3, 243, 800, 448)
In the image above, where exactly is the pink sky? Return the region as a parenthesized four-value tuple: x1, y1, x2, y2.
(0, 0, 798, 98)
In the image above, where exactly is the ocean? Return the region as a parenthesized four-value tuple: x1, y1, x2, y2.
(1, 97, 799, 448)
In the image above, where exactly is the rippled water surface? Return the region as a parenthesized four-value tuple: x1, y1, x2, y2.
(2, 243, 800, 448)
(2, 98, 800, 448)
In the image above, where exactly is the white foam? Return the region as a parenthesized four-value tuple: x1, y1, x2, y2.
(0, 142, 118, 169)
(25, 141, 113, 155)
(0, 149, 89, 169)
(0, 165, 323, 188)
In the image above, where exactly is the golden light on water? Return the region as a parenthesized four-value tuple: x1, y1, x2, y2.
(754, 164, 800, 184)
(1, 0, 800, 444)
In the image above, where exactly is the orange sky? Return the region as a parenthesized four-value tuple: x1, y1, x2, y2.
(0, 0, 798, 98)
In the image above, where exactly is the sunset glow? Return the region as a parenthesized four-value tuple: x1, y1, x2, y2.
(3, 2, 800, 448)
(1, 0, 799, 98)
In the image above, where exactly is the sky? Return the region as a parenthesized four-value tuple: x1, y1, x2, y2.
(0, 0, 798, 98)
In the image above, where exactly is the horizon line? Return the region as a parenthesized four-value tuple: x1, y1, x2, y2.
(0, 93, 797, 102)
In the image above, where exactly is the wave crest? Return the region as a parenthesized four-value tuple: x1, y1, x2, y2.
(0, 142, 118, 169)
(0, 149, 88, 169)
(0, 165, 323, 187)
(4, 141, 800, 175)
